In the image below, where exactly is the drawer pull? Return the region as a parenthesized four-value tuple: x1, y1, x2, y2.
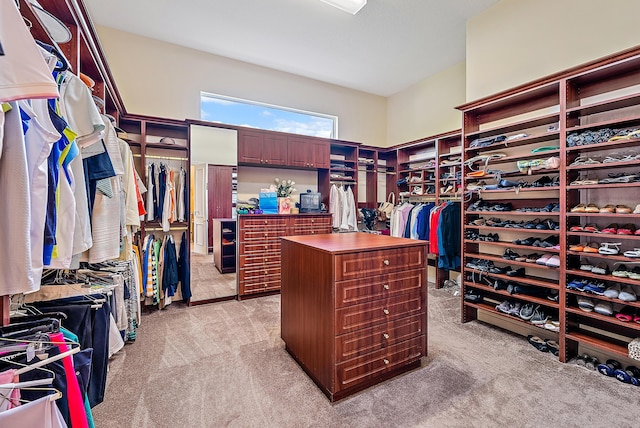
(383, 284, 390, 290)
(264, 220, 268, 224)
(264, 245, 268, 250)
(311, 219, 315, 223)
(383, 309, 389, 315)
(383, 359, 390, 365)
(264, 233, 268, 237)
(383, 333, 390, 339)
(383, 260, 390, 266)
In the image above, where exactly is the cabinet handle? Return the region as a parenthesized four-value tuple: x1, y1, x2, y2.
(264, 220, 268, 224)
(264, 258, 268, 262)
(311, 219, 314, 223)
(383, 333, 390, 339)
(383, 260, 390, 266)
(383, 359, 390, 365)
(264, 284, 268, 288)
(264, 245, 268, 250)
(383, 309, 389, 315)
(311, 231, 315, 234)
(383, 284, 390, 290)
(264, 233, 268, 237)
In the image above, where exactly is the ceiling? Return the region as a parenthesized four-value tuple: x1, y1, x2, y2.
(84, 0, 498, 97)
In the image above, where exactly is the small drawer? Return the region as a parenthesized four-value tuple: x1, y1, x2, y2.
(335, 336, 423, 391)
(239, 266, 281, 282)
(335, 269, 424, 308)
(240, 280, 280, 295)
(289, 216, 332, 227)
(239, 254, 281, 269)
(335, 289, 424, 334)
(240, 216, 288, 228)
(335, 314, 425, 363)
(335, 247, 425, 281)
(240, 229, 287, 242)
(239, 241, 281, 254)
(289, 226, 332, 236)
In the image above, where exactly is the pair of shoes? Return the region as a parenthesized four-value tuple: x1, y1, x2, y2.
(536, 254, 560, 268)
(606, 284, 637, 302)
(527, 335, 559, 355)
(463, 289, 483, 303)
(569, 353, 600, 371)
(530, 306, 550, 325)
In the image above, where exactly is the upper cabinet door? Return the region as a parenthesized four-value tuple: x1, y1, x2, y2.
(262, 134, 288, 166)
(238, 130, 264, 164)
(287, 136, 312, 168)
(311, 140, 330, 169)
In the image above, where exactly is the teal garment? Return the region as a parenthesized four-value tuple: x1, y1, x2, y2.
(62, 327, 95, 427)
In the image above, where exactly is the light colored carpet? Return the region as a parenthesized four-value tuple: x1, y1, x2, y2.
(92, 288, 640, 427)
(190, 252, 236, 301)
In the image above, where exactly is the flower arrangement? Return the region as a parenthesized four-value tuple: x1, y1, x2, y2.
(274, 178, 297, 197)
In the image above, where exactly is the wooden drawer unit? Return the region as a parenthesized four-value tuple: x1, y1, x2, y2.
(237, 214, 331, 299)
(336, 336, 424, 390)
(335, 289, 424, 334)
(281, 233, 427, 402)
(335, 269, 424, 308)
(335, 246, 425, 281)
(335, 314, 425, 363)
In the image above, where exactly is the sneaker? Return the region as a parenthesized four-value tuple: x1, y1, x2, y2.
(544, 319, 560, 333)
(530, 307, 550, 325)
(594, 301, 613, 316)
(496, 300, 513, 314)
(567, 279, 587, 291)
(618, 285, 637, 302)
(583, 282, 605, 295)
(603, 284, 621, 299)
(508, 302, 522, 316)
(519, 303, 537, 320)
(577, 296, 595, 312)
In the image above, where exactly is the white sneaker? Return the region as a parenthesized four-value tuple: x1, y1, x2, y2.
(603, 284, 621, 299)
(634, 204, 640, 214)
(619, 285, 637, 302)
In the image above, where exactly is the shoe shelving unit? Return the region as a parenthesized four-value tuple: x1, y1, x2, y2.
(458, 46, 640, 365)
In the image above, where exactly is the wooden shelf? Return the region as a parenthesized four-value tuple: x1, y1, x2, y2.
(464, 239, 560, 253)
(471, 187, 560, 194)
(566, 307, 640, 331)
(465, 252, 561, 272)
(464, 114, 561, 141)
(466, 225, 560, 234)
(566, 115, 640, 133)
(566, 92, 640, 117)
(566, 269, 640, 286)
(566, 159, 640, 171)
(463, 300, 560, 329)
(463, 268, 559, 289)
(145, 143, 189, 151)
(464, 281, 559, 309)
(566, 182, 640, 190)
(566, 213, 640, 218)
(467, 211, 560, 217)
(568, 232, 640, 241)
(565, 137, 640, 153)
(566, 289, 640, 310)
(566, 251, 640, 264)
(565, 332, 630, 358)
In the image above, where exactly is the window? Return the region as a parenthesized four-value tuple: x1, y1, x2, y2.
(200, 92, 337, 138)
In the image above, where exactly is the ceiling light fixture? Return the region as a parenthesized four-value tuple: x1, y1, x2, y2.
(320, 0, 367, 15)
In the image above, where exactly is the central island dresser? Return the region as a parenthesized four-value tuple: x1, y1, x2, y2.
(280, 232, 428, 402)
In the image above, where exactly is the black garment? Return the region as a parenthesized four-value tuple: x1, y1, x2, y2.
(157, 163, 166, 221)
(162, 237, 179, 297)
(83, 141, 116, 218)
(437, 202, 461, 270)
(150, 163, 157, 219)
(178, 231, 191, 300)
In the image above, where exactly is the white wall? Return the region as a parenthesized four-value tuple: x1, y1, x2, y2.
(386, 62, 465, 145)
(466, 0, 640, 101)
(96, 26, 387, 146)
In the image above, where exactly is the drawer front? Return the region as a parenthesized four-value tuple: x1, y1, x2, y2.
(239, 279, 280, 295)
(240, 217, 288, 228)
(289, 216, 332, 227)
(335, 336, 423, 391)
(289, 226, 332, 236)
(239, 254, 281, 269)
(239, 266, 281, 282)
(335, 247, 425, 281)
(335, 314, 424, 363)
(239, 241, 282, 254)
(335, 289, 424, 334)
(240, 229, 287, 242)
(335, 269, 424, 308)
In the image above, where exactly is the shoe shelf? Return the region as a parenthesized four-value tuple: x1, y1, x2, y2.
(472, 187, 561, 194)
(566, 93, 640, 117)
(568, 232, 640, 241)
(565, 331, 629, 358)
(466, 252, 561, 272)
(565, 137, 640, 153)
(467, 211, 561, 216)
(463, 268, 559, 290)
(566, 182, 640, 190)
(566, 289, 640, 311)
(463, 113, 561, 144)
(464, 281, 560, 308)
(466, 225, 560, 234)
(565, 307, 640, 330)
(477, 150, 561, 164)
(566, 213, 640, 218)
(566, 269, 640, 286)
(566, 115, 640, 134)
(463, 299, 560, 332)
(567, 251, 640, 263)
(464, 240, 560, 253)
(566, 159, 640, 171)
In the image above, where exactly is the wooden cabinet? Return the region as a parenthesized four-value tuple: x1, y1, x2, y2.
(288, 136, 330, 169)
(237, 130, 287, 166)
(213, 219, 236, 274)
(207, 165, 235, 251)
(280, 233, 427, 402)
(237, 214, 332, 299)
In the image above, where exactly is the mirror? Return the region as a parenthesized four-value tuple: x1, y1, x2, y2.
(189, 124, 238, 304)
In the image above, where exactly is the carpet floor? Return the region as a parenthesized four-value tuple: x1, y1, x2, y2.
(92, 288, 640, 427)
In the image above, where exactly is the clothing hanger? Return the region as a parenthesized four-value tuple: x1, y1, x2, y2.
(34, 40, 68, 72)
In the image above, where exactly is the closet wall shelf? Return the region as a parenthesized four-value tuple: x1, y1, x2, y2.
(465, 134, 562, 154)
(144, 143, 189, 151)
(566, 307, 640, 331)
(467, 211, 561, 217)
(566, 92, 640, 117)
(566, 116, 640, 133)
(566, 269, 640, 286)
(566, 251, 640, 263)
(566, 289, 640, 310)
(481, 150, 561, 164)
(463, 281, 560, 308)
(566, 182, 640, 190)
(565, 137, 640, 153)
(565, 332, 629, 358)
(463, 113, 561, 140)
(568, 232, 640, 241)
(473, 188, 561, 194)
(463, 268, 560, 289)
(465, 253, 562, 272)
(566, 160, 640, 170)
(566, 213, 640, 218)
(463, 300, 560, 330)
(463, 239, 561, 253)
(466, 225, 561, 234)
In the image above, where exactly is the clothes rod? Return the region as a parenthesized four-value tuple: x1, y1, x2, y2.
(144, 226, 188, 232)
(132, 154, 188, 161)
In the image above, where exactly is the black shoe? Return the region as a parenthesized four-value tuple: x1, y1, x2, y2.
(506, 267, 526, 277)
(464, 289, 483, 303)
(502, 249, 520, 260)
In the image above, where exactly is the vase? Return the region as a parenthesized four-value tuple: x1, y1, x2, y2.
(278, 197, 291, 214)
